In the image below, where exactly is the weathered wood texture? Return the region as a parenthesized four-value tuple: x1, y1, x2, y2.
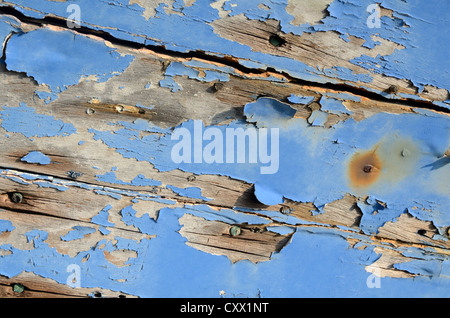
(0, 0, 448, 298)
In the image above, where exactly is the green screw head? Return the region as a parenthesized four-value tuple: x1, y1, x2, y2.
(10, 192, 23, 204)
(13, 283, 25, 293)
(269, 34, 285, 47)
(229, 226, 241, 237)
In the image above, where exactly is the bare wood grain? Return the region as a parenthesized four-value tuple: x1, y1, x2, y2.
(0, 16, 448, 297)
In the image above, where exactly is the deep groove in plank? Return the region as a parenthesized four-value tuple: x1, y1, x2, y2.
(0, 6, 448, 114)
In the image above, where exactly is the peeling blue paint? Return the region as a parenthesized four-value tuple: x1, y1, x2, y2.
(113, 118, 168, 134)
(5, 28, 134, 100)
(165, 62, 200, 79)
(1, 0, 449, 299)
(33, 181, 69, 192)
(322, 66, 373, 84)
(394, 247, 447, 278)
(357, 197, 402, 235)
(245, 96, 296, 126)
(159, 76, 182, 92)
(94, 189, 122, 200)
(99, 227, 111, 235)
(61, 226, 96, 241)
(287, 94, 315, 105)
(136, 103, 154, 110)
(266, 225, 295, 235)
(91, 205, 115, 228)
(146, 197, 177, 205)
(120, 204, 156, 235)
(35, 90, 58, 104)
(0, 103, 76, 139)
(0, 224, 150, 291)
(90, 97, 449, 232)
(0, 0, 323, 87)
(166, 185, 211, 201)
(4, 0, 450, 103)
(0, 168, 163, 202)
(0, 220, 15, 234)
(184, 59, 236, 74)
(307, 110, 329, 126)
(171, 204, 271, 226)
(96, 168, 161, 187)
(0, 16, 19, 56)
(253, 183, 284, 206)
(161, 61, 230, 90)
(3, 206, 450, 297)
(320, 97, 353, 115)
(315, 0, 450, 97)
(21, 151, 51, 165)
(321, 92, 362, 103)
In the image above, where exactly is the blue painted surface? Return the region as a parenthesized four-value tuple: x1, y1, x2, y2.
(287, 94, 315, 105)
(89, 97, 449, 225)
(2, 99, 445, 297)
(0, 103, 76, 139)
(0, 220, 15, 234)
(91, 205, 115, 227)
(159, 76, 182, 92)
(96, 169, 162, 187)
(166, 185, 211, 201)
(3, 0, 448, 107)
(0, 0, 448, 298)
(61, 226, 96, 242)
(0, 16, 17, 47)
(164, 61, 230, 83)
(320, 97, 352, 115)
(5, 28, 134, 100)
(20, 151, 51, 165)
(1, 204, 450, 297)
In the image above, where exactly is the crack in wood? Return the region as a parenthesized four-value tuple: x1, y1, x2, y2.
(0, 7, 448, 114)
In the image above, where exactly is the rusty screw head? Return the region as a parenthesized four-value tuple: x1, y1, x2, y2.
(93, 291, 103, 298)
(363, 165, 373, 173)
(187, 175, 196, 182)
(10, 192, 23, 204)
(229, 225, 241, 237)
(388, 85, 398, 94)
(212, 82, 224, 92)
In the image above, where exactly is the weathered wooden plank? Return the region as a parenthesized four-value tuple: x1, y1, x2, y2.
(1, 0, 448, 107)
(0, 271, 136, 297)
(0, 0, 448, 299)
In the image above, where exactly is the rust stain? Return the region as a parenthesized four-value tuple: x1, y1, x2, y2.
(348, 145, 382, 188)
(348, 136, 421, 191)
(84, 102, 154, 118)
